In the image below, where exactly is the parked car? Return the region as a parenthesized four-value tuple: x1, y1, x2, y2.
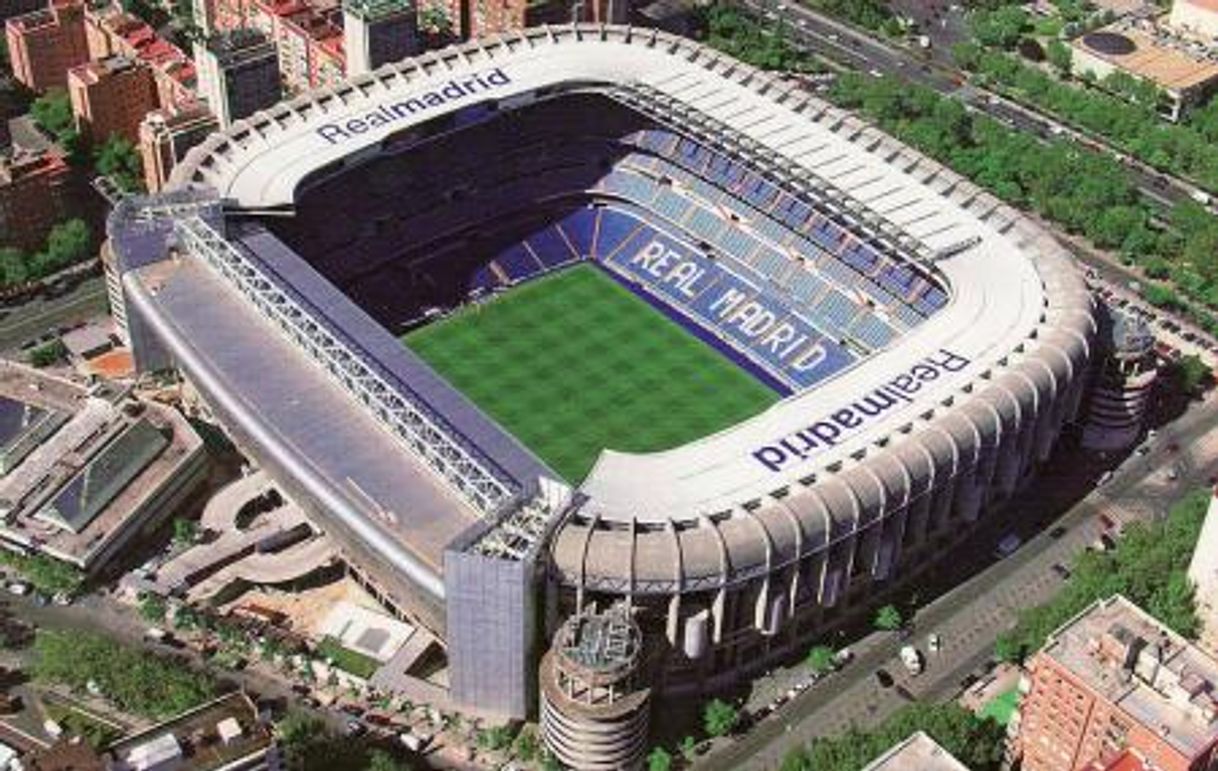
(6, 582, 30, 597)
(875, 669, 894, 688)
(994, 533, 1022, 559)
(900, 646, 924, 675)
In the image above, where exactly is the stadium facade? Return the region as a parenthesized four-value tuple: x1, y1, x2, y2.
(105, 23, 1097, 749)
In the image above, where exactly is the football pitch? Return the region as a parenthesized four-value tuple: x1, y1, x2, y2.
(404, 264, 779, 483)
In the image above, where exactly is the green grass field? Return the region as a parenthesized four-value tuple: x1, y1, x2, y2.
(404, 265, 778, 482)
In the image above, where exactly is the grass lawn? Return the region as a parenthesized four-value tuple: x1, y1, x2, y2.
(317, 637, 380, 679)
(404, 265, 779, 482)
(980, 687, 1020, 726)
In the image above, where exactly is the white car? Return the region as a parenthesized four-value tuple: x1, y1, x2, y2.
(6, 581, 30, 597)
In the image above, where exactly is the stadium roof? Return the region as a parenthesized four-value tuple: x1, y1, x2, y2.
(154, 25, 1096, 565)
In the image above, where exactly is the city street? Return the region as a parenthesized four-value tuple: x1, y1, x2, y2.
(0, 590, 347, 733)
(739, 0, 1202, 211)
(0, 276, 108, 353)
(700, 395, 1218, 770)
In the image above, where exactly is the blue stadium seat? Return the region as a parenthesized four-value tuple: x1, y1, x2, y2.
(526, 227, 578, 270)
(852, 313, 897, 350)
(495, 245, 543, 282)
(469, 265, 498, 294)
(816, 289, 860, 331)
(595, 209, 644, 259)
(842, 243, 880, 274)
(558, 209, 598, 259)
(924, 286, 948, 309)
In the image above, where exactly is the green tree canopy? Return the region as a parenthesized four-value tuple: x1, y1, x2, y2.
(0, 248, 28, 286)
(806, 644, 836, 674)
(782, 703, 1006, 771)
(995, 488, 1209, 663)
(647, 746, 673, 771)
(33, 629, 213, 718)
(31, 89, 74, 138)
(703, 698, 739, 738)
(94, 134, 144, 193)
(874, 604, 903, 631)
(970, 5, 1029, 49)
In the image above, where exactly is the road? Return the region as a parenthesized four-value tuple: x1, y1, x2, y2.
(700, 396, 1218, 770)
(740, 0, 1197, 212)
(0, 277, 108, 353)
(0, 589, 349, 734)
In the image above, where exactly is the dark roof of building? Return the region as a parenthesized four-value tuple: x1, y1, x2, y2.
(1082, 30, 1138, 55)
(37, 418, 169, 533)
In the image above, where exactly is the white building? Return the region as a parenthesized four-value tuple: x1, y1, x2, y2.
(1188, 489, 1218, 659)
(1170, 0, 1218, 42)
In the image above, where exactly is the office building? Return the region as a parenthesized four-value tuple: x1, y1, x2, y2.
(138, 106, 219, 193)
(84, 7, 197, 110)
(0, 149, 69, 253)
(195, 28, 280, 128)
(4, 0, 88, 92)
(0, 0, 44, 25)
(342, 0, 417, 76)
(1189, 489, 1218, 659)
(1013, 595, 1218, 771)
(67, 55, 159, 144)
(1170, 0, 1218, 42)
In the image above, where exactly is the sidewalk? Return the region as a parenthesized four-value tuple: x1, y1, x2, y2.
(699, 397, 1218, 770)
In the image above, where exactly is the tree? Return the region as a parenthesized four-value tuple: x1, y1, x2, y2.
(678, 736, 697, 763)
(513, 726, 540, 762)
(0, 551, 81, 593)
(1046, 39, 1072, 75)
(28, 339, 66, 368)
(805, 644, 836, 674)
(33, 629, 214, 719)
(0, 248, 28, 287)
(476, 725, 513, 751)
(418, 2, 452, 37)
(781, 703, 1006, 771)
(970, 5, 1028, 49)
(94, 134, 144, 193)
(138, 593, 167, 622)
(703, 698, 738, 738)
(995, 488, 1210, 662)
(874, 604, 903, 631)
(539, 750, 563, 771)
(1168, 354, 1212, 399)
(365, 750, 409, 771)
(172, 518, 200, 546)
(30, 89, 73, 139)
(647, 747, 673, 771)
(40, 218, 91, 275)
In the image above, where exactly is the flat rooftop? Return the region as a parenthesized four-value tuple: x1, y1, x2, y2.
(1073, 23, 1218, 92)
(105, 692, 271, 771)
(128, 254, 481, 579)
(861, 732, 972, 771)
(0, 364, 204, 569)
(1040, 595, 1218, 759)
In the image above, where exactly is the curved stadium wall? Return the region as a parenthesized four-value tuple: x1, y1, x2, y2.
(109, 24, 1097, 713)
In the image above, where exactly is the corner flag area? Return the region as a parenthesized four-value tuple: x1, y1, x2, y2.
(404, 264, 779, 483)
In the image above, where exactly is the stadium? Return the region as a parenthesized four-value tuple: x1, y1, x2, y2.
(106, 23, 1096, 762)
